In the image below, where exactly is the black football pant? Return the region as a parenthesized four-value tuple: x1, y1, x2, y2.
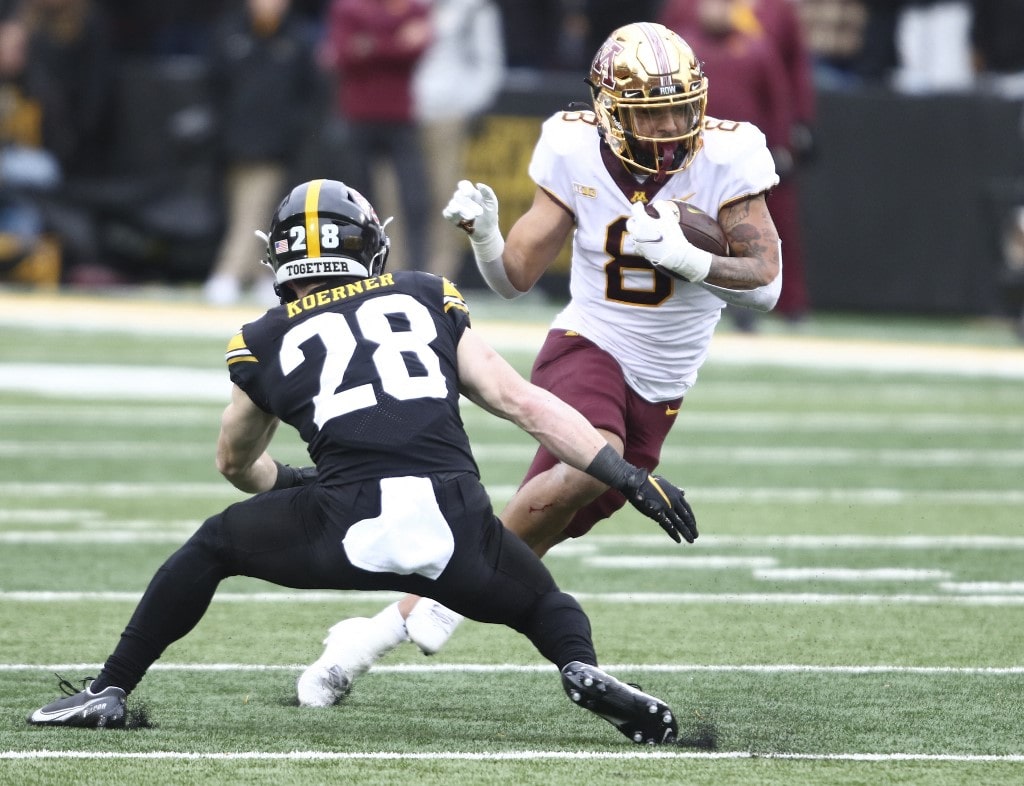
(96, 473, 596, 694)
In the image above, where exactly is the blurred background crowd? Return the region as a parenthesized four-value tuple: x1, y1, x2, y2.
(0, 0, 1022, 331)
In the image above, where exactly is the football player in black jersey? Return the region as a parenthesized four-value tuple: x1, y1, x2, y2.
(28, 179, 696, 745)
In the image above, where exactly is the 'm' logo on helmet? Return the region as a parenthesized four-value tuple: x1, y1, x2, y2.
(593, 40, 625, 89)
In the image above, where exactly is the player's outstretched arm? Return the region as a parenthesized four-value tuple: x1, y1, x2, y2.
(443, 181, 572, 297)
(456, 328, 697, 543)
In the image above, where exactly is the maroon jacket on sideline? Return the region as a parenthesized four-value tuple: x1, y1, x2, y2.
(324, 0, 432, 123)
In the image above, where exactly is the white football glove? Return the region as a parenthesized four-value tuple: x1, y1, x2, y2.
(443, 180, 523, 299)
(443, 180, 501, 253)
(626, 200, 713, 283)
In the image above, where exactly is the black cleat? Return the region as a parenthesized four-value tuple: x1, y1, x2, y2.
(561, 661, 677, 744)
(28, 676, 126, 728)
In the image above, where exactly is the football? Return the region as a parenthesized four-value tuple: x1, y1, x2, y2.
(646, 200, 729, 257)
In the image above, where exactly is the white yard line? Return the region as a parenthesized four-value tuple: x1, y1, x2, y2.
(6, 441, 1022, 466)
(4, 530, 1024, 547)
(584, 556, 778, 569)
(4, 662, 1023, 675)
(2, 590, 1024, 605)
(941, 582, 1024, 593)
(554, 534, 1024, 549)
(752, 568, 952, 582)
(472, 444, 1024, 467)
(1, 750, 1022, 763)
(1, 482, 1022, 506)
(3, 406, 1021, 432)
(0, 363, 230, 401)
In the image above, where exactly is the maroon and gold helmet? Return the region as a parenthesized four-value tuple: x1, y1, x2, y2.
(588, 22, 708, 177)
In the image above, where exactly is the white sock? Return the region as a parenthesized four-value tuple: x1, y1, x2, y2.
(370, 601, 410, 648)
(406, 598, 464, 655)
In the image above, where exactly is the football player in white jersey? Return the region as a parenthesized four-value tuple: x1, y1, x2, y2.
(297, 21, 781, 707)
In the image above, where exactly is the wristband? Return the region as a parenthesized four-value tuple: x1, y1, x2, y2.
(272, 460, 316, 490)
(471, 234, 525, 299)
(584, 444, 640, 494)
(469, 229, 505, 269)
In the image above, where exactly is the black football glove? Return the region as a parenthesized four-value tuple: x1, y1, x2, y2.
(621, 468, 698, 544)
(272, 461, 317, 490)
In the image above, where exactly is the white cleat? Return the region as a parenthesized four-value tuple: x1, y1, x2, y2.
(295, 664, 352, 709)
(405, 599, 464, 656)
(297, 616, 403, 707)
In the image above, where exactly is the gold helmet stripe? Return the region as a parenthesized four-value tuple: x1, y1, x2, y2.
(304, 179, 323, 259)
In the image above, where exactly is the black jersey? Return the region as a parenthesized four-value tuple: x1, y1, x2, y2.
(224, 271, 479, 486)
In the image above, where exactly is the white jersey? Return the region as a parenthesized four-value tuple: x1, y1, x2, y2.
(528, 110, 778, 402)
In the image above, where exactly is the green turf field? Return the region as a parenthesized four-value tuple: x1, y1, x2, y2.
(1, 291, 1022, 785)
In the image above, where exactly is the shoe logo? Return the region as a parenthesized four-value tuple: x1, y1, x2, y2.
(665, 406, 680, 416)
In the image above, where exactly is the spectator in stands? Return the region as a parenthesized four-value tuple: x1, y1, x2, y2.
(0, 13, 61, 284)
(855, 0, 902, 84)
(497, 1, 659, 72)
(1, 0, 114, 285)
(203, 0, 320, 306)
(582, 0, 659, 58)
(320, 0, 433, 270)
(97, 0, 230, 57)
(494, 0, 561, 69)
(970, 0, 1024, 96)
(661, 0, 814, 327)
(970, 0, 1024, 339)
(738, 0, 816, 322)
(413, 0, 505, 281)
(793, 0, 870, 89)
(18, 0, 114, 178)
(893, 0, 973, 92)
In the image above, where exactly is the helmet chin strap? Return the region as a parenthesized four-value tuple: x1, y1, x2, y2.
(273, 281, 291, 304)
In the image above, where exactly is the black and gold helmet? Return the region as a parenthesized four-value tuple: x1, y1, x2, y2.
(587, 22, 708, 177)
(261, 179, 391, 289)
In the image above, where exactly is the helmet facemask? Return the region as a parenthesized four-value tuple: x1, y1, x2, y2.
(589, 23, 708, 178)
